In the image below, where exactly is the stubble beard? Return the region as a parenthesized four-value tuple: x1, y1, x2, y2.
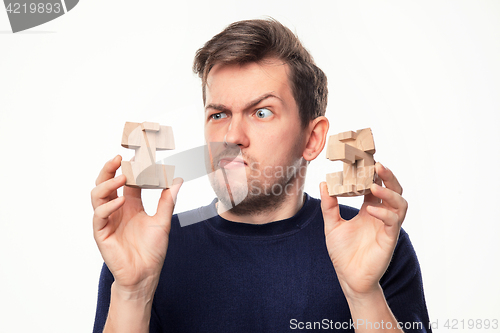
(209, 152, 304, 217)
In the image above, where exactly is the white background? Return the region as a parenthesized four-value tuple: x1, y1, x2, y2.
(1, 1, 499, 332)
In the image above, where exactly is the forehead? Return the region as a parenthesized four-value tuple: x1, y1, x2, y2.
(205, 58, 294, 105)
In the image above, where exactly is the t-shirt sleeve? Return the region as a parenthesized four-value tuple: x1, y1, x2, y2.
(380, 229, 432, 333)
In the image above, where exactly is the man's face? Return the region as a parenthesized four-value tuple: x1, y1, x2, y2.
(204, 58, 307, 215)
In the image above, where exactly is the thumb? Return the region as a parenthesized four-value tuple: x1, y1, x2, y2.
(320, 182, 342, 232)
(155, 177, 184, 225)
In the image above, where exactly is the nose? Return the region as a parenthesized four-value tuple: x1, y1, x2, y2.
(224, 116, 249, 147)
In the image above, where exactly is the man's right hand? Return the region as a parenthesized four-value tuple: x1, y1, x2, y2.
(91, 155, 183, 295)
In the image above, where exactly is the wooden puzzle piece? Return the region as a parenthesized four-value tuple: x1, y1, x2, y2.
(121, 121, 175, 189)
(326, 128, 376, 197)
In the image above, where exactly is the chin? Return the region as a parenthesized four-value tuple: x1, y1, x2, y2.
(209, 170, 249, 207)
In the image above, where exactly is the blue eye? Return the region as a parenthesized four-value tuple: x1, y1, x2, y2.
(211, 112, 228, 120)
(255, 108, 273, 119)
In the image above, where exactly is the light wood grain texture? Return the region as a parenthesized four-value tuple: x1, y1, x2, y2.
(120, 121, 175, 189)
(326, 128, 376, 197)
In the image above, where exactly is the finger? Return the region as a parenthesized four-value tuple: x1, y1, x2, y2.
(93, 196, 125, 232)
(95, 155, 122, 186)
(375, 162, 403, 195)
(370, 183, 408, 221)
(319, 182, 342, 231)
(155, 178, 184, 225)
(374, 172, 382, 186)
(123, 183, 142, 200)
(366, 205, 401, 239)
(91, 174, 127, 209)
(363, 190, 381, 205)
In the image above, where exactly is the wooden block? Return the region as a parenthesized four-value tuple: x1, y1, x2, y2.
(331, 184, 371, 197)
(327, 183, 356, 196)
(121, 121, 175, 189)
(121, 122, 142, 148)
(352, 185, 372, 196)
(356, 158, 366, 168)
(356, 156, 375, 188)
(326, 171, 345, 196)
(360, 165, 375, 189)
(156, 126, 175, 150)
(135, 163, 159, 187)
(120, 161, 137, 187)
(325, 127, 376, 197)
(326, 139, 353, 163)
(328, 141, 372, 164)
(158, 164, 175, 188)
(342, 163, 357, 185)
(326, 171, 343, 189)
(338, 184, 356, 196)
(355, 128, 376, 154)
(325, 135, 334, 160)
(121, 161, 158, 187)
(338, 130, 357, 141)
(141, 122, 160, 132)
(326, 172, 356, 196)
(121, 162, 175, 189)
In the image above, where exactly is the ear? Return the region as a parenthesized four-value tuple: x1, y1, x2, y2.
(303, 116, 329, 161)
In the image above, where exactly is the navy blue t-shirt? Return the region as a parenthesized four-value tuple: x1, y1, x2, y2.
(93, 194, 431, 332)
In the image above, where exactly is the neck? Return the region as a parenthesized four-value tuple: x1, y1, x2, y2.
(216, 176, 306, 224)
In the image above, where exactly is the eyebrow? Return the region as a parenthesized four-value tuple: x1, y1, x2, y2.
(205, 93, 283, 113)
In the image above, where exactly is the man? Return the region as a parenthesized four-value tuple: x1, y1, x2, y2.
(92, 19, 431, 332)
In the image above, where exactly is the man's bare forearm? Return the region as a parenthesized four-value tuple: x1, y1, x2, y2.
(103, 280, 158, 333)
(345, 285, 404, 333)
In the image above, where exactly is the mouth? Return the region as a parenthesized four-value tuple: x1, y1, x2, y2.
(218, 157, 246, 169)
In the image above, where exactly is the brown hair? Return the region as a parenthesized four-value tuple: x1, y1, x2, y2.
(193, 18, 328, 128)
